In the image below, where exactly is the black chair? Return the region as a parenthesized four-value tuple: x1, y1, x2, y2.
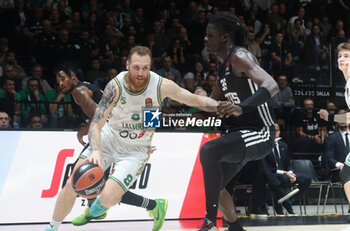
(290, 159, 330, 214)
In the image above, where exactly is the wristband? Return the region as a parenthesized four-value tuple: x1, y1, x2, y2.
(328, 113, 335, 123)
(239, 87, 272, 113)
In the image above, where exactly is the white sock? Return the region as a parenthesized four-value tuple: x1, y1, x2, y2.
(49, 219, 61, 231)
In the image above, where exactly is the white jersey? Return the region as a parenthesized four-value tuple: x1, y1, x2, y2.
(344, 79, 350, 167)
(345, 79, 350, 109)
(106, 71, 163, 146)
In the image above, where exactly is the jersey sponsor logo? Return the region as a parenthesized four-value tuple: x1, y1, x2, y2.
(121, 122, 143, 130)
(143, 108, 161, 128)
(120, 96, 126, 104)
(131, 113, 140, 121)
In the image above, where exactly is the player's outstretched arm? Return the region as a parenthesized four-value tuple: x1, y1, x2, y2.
(160, 78, 218, 112)
(318, 109, 350, 123)
(88, 80, 119, 166)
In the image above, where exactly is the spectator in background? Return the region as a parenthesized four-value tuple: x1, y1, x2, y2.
(326, 101, 338, 135)
(150, 20, 168, 68)
(304, 24, 328, 72)
(293, 98, 327, 152)
(45, 82, 74, 128)
(1, 64, 21, 91)
(155, 56, 181, 86)
(256, 24, 273, 72)
(324, 109, 350, 182)
(27, 110, 43, 128)
(166, 17, 183, 42)
(263, 123, 311, 215)
(93, 68, 117, 91)
(4, 50, 26, 80)
(0, 111, 10, 128)
(267, 3, 285, 29)
(167, 38, 186, 72)
(48, 9, 62, 33)
(288, 18, 306, 62)
(52, 28, 79, 66)
(271, 75, 295, 127)
(17, 78, 47, 127)
(0, 77, 20, 126)
(245, 3, 262, 34)
(0, 37, 8, 65)
(188, 10, 206, 55)
(8, 0, 30, 53)
(75, 30, 94, 70)
(34, 19, 56, 69)
(328, 20, 344, 43)
(71, 11, 82, 38)
(84, 58, 104, 83)
(101, 35, 121, 71)
(270, 32, 293, 77)
(206, 60, 218, 76)
(319, 14, 332, 39)
(246, 25, 261, 64)
(201, 74, 216, 96)
(80, 0, 102, 21)
(21, 64, 51, 94)
(288, 6, 305, 28)
(183, 61, 207, 93)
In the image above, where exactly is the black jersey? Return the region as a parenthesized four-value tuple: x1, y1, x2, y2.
(71, 81, 103, 122)
(218, 46, 276, 131)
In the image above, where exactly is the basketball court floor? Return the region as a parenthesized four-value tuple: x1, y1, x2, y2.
(1, 219, 350, 231)
(2, 206, 350, 231)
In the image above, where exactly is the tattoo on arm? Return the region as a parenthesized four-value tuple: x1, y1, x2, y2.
(89, 82, 118, 151)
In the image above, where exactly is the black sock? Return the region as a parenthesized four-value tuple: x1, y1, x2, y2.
(201, 155, 223, 224)
(88, 198, 95, 207)
(121, 191, 156, 210)
(227, 219, 245, 231)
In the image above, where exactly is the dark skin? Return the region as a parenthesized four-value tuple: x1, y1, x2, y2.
(56, 70, 97, 146)
(204, 24, 279, 118)
(203, 23, 279, 223)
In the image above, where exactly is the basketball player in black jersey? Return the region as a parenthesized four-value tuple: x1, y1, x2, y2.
(45, 64, 166, 231)
(198, 12, 279, 231)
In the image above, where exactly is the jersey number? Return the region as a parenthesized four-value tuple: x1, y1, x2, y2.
(225, 92, 241, 104)
(124, 174, 133, 186)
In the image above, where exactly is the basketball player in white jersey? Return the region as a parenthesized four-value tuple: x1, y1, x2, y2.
(319, 42, 350, 205)
(46, 46, 218, 230)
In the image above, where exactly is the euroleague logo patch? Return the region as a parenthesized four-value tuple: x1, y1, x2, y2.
(145, 98, 152, 107)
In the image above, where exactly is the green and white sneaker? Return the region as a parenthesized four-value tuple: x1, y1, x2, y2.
(72, 207, 107, 226)
(148, 199, 168, 231)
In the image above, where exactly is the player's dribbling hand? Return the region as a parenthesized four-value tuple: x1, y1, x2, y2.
(86, 150, 102, 168)
(217, 101, 243, 118)
(317, 109, 328, 121)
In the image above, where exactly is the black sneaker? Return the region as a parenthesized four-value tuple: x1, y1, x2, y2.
(283, 202, 296, 215)
(274, 203, 284, 215)
(198, 218, 218, 231)
(250, 206, 268, 219)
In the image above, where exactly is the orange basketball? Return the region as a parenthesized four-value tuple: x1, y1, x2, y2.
(71, 162, 105, 199)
